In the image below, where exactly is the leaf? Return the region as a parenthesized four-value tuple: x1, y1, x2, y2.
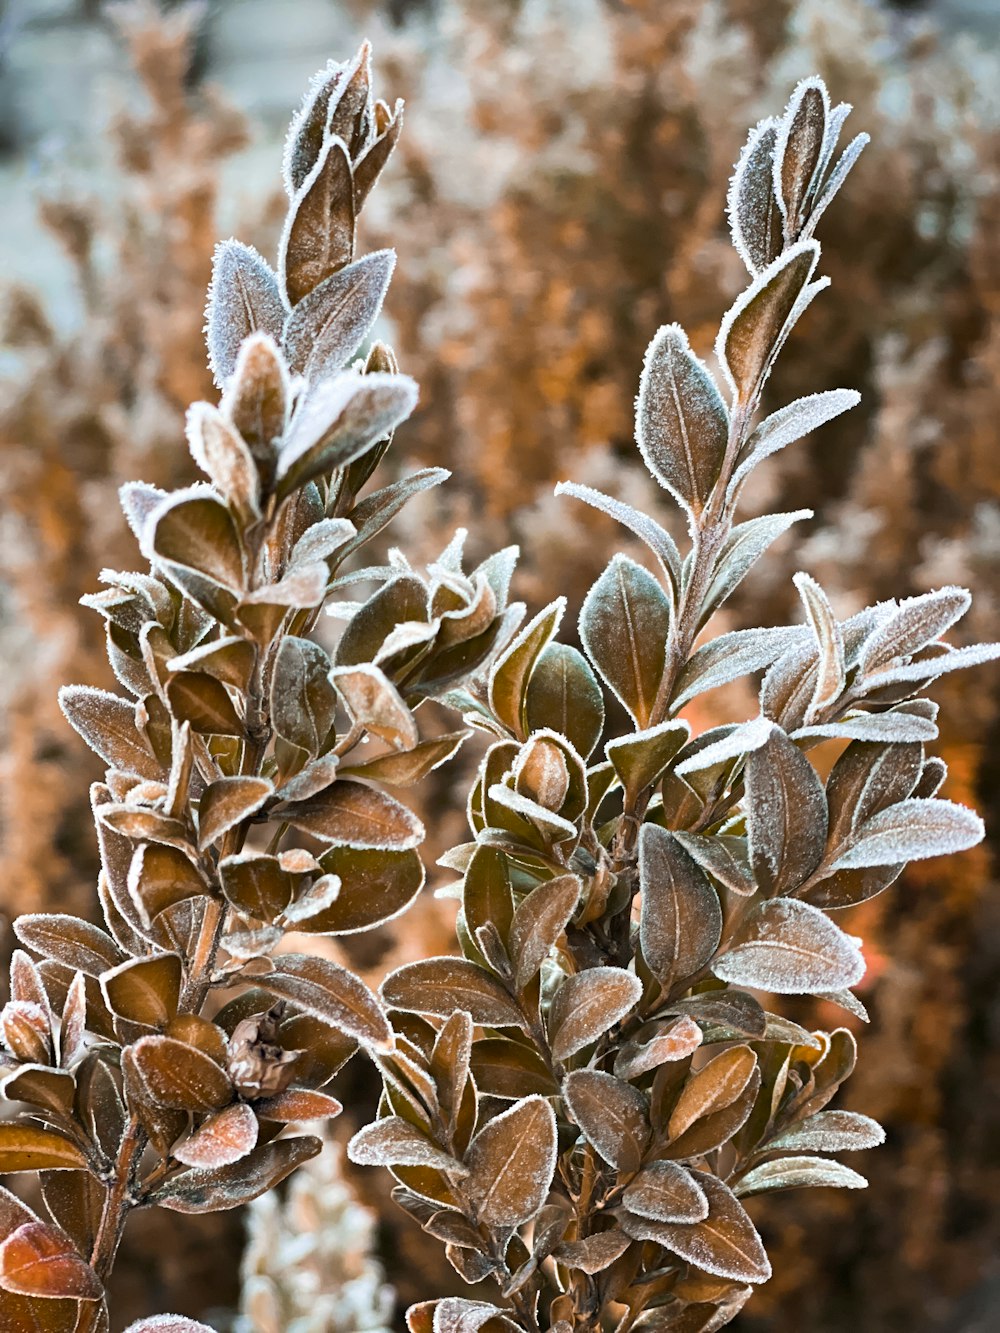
(298, 845, 424, 934)
(563, 1070, 650, 1173)
(101, 954, 182, 1029)
(508, 875, 580, 991)
(276, 373, 418, 498)
(672, 625, 808, 711)
(223, 334, 290, 472)
(125, 1319, 216, 1332)
(173, 1102, 259, 1169)
(549, 967, 642, 1063)
(622, 1170, 771, 1284)
(198, 777, 272, 851)
(765, 1110, 885, 1154)
(636, 324, 729, 515)
(2, 1067, 76, 1119)
(430, 1299, 522, 1333)
(794, 573, 845, 718)
(614, 1016, 704, 1080)
(205, 240, 286, 388)
(671, 833, 755, 897)
(382, 959, 524, 1030)
(0, 1222, 101, 1301)
(553, 1229, 632, 1274)
(341, 468, 450, 557)
(730, 391, 860, 493)
(488, 599, 565, 741)
(341, 731, 468, 786)
(283, 249, 395, 382)
(716, 241, 820, 401)
(773, 77, 829, 232)
(14, 915, 123, 979)
(152, 1136, 321, 1213)
(348, 1118, 467, 1175)
(607, 721, 690, 809)
(463, 1095, 557, 1227)
(280, 134, 354, 303)
(470, 1039, 560, 1100)
(714, 898, 865, 994)
(831, 798, 984, 869)
(166, 672, 243, 736)
(219, 851, 293, 923)
(623, 1161, 709, 1223)
(282, 780, 423, 849)
(255, 1087, 343, 1122)
(130, 1035, 233, 1112)
(524, 641, 606, 761)
(702, 512, 813, 622)
(734, 1156, 867, 1197)
(580, 556, 670, 727)
(461, 843, 514, 944)
(668, 1047, 758, 1140)
(332, 663, 418, 750)
(58, 686, 161, 780)
(270, 637, 339, 757)
(166, 637, 256, 692)
(0, 1126, 87, 1173)
(554, 481, 681, 595)
(185, 403, 259, 519)
(144, 489, 245, 592)
(727, 116, 783, 275)
(259, 954, 391, 1050)
(745, 725, 827, 895)
(638, 825, 722, 990)
(857, 587, 970, 678)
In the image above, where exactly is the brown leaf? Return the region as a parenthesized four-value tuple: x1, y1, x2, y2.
(623, 1161, 708, 1223)
(548, 967, 642, 1063)
(280, 136, 355, 303)
(713, 898, 864, 994)
(332, 662, 418, 750)
(382, 958, 524, 1030)
(563, 1069, 649, 1173)
(145, 490, 245, 592)
(464, 1096, 557, 1228)
(173, 1102, 259, 1169)
(282, 779, 423, 850)
(101, 953, 182, 1028)
(668, 1047, 758, 1141)
(152, 1136, 321, 1213)
(166, 672, 243, 737)
(254, 1087, 343, 1122)
(128, 844, 209, 926)
(219, 852, 293, 923)
(205, 239, 285, 388)
(13, 915, 123, 979)
(2, 1067, 76, 1119)
(258, 953, 391, 1050)
(745, 726, 827, 896)
(129, 1035, 233, 1112)
(553, 1229, 632, 1274)
(638, 826, 722, 990)
(0, 1221, 102, 1301)
(348, 1117, 467, 1174)
(508, 874, 580, 991)
(0, 1126, 88, 1174)
(614, 1017, 703, 1081)
(198, 776, 273, 850)
(58, 686, 161, 779)
(580, 557, 669, 728)
(488, 599, 566, 742)
(125, 1319, 216, 1333)
(284, 250, 396, 384)
(469, 1039, 560, 1100)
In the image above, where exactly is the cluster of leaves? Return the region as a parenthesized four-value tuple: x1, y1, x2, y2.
(0, 44, 517, 1332)
(339, 77, 1000, 1333)
(1, 46, 997, 1333)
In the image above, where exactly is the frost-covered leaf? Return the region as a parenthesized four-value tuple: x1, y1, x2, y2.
(508, 874, 580, 991)
(280, 135, 355, 304)
(429, 1298, 522, 1333)
(858, 641, 1000, 689)
(548, 968, 642, 1062)
(143, 488, 245, 593)
(258, 954, 391, 1050)
(669, 1046, 758, 1141)
(563, 1069, 649, 1173)
(714, 898, 864, 994)
(167, 671, 243, 736)
(717, 241, 820, 401)
(382, 958, 524, 1029)
(129, 1035, 233, 1112)
(607, 720, 690, 808)
(59, 686, 161, 780)
(14, 914, 123, 979)
(773, 77, 829, 235)
(728, 116, 783, 274)
(733, 1155, 867, 1197)
(731, 390, 859, 493)
(524, 642, 605, 760)
(271, 638, 338, 756)
(672, 626, 808, 711)
(614, 1016, 703, 1080)
(152, 1136, 321, 1213)
(621, 1170, 771, 1284)
(0, 1221, 102, 1301)
(297, 845, 424, 934)
(332, 662, 418, 750)
(222, 334, 290, 481)
(636, 324, 729, 515)
(470, 1039, 559, 1100)
(205, 240, 285, 388)
(198, 776, 273, 851)
(282, 780, 423, 849)
(283, 249, 395, 383)
(185, 403, 259, 519)
(765, 1109, 884, 1154)
(795, 711, 937, 745)
(638, 825, 722, 989)
(623, 1161, 708, 1223)
(674, 715, 773, 777)
(702, 511, 812, 620)
(553, 1230, 632, 1274)
(125, 1319, 216, 1332)
(580, 556, 669, 727)
(856, 587, 970, 678)
(832, 798, 984, 869)
(809, 131, 870, 231)
(0, 1125, 88, 1174)
(488, 599, 565, 741)
(173, 1102, 259, 1169)
(745, 725, 827, 895)
(554, 480, 681, 594)
(101, 953, 182, 1028)
(794, 572, 845, 718)
(464, 1096, 557, 1227)
(348, 1117, 467, 1175)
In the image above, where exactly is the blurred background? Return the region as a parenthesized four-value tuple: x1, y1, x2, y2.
(1, 0, 999, 1329)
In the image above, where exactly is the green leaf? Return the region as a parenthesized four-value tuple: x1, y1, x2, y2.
(487, 599, 566, 741)
(580, 556, 670, 728)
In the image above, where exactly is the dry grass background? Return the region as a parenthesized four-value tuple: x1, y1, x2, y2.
(1, 1, 999, 1328)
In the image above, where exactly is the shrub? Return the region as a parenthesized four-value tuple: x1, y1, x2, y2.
(0, 42, 996, 1333)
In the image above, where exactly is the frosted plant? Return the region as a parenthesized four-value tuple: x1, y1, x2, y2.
(240, 1142, 393, 1333)
(0, 44, 997, 1333)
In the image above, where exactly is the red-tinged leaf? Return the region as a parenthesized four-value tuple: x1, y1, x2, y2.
(548, 967, 642, 1063)
(348, 1117, 468, 1175)
(282, 780, 424, 850)
(197, 776, 273, 851)
(173, 1102, 259, 1168)
(562, 1070, 650, 1173)
(128, 844, 209, 926)
(100, 953, 183, 1028)
(382, 959, 524, 1030)
(463, 1095, 557, 1228)
(638, 825, 723, 990)
(0, 1222, 101, 1300)
(668, 1047, 758, 1140)
(0, 1125, 88, 1173)
(258, 954, 391, 1050)
(13, 915, 123, 979)
(58, 686, 161, 780)
(254, 1087, 343, 1122)
(623, 1161, 709, 1223)
(129, 1035, 233, 1112)
(622, 1170, 771, 1284)
(151, 1135, 321, 1213)
(614, 1016, 704, 1081)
